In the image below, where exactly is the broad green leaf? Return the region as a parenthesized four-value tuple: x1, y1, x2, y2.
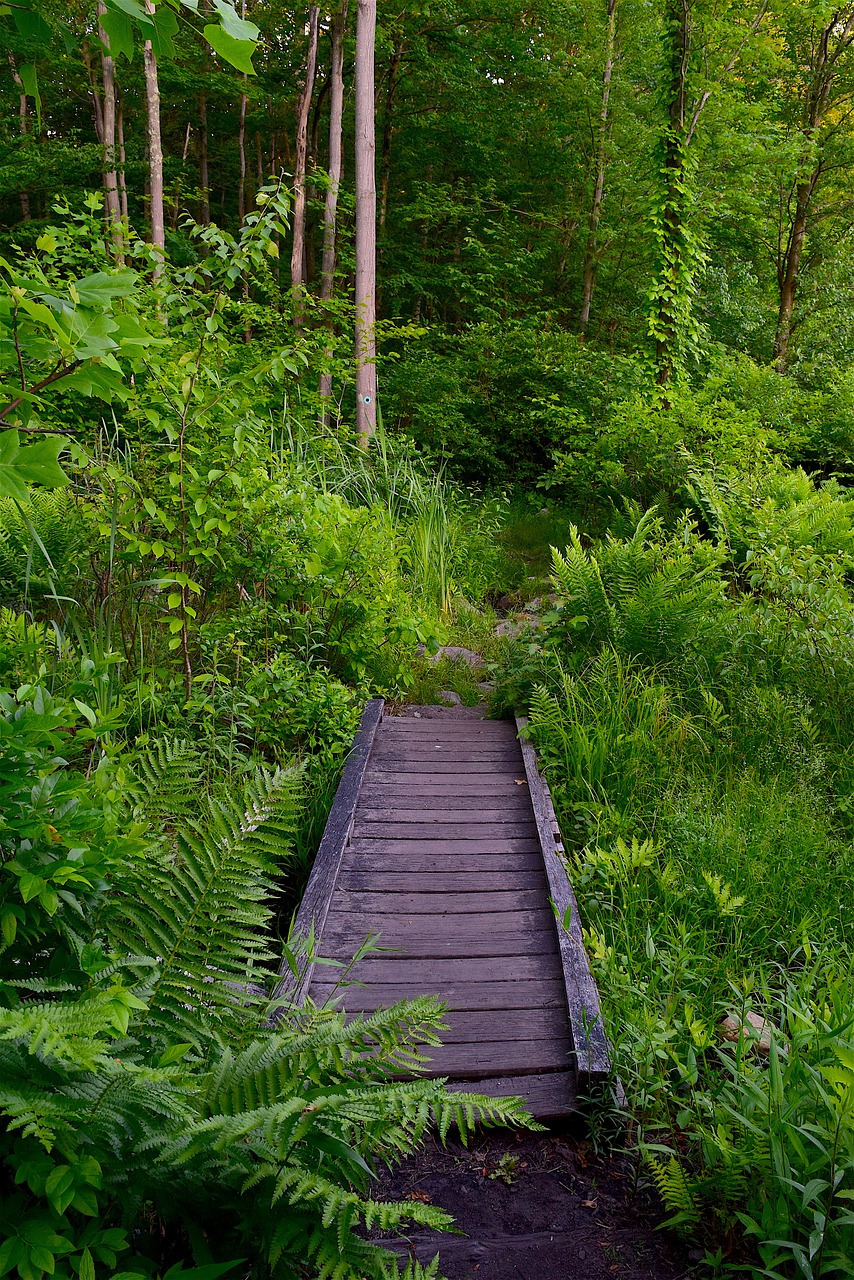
(73, 270, 138, 304)
(211, 0, 260, 42)
(151, 4, 178, 58)
(12, 435, 70, 489)
(203, 23, 256, 74)
(99, 9, 135, 61)
(18, 64, 41, 134)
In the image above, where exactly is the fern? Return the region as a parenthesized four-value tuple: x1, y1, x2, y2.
(647, 1153, 701, 1231)
(105, 764, 302, 1045)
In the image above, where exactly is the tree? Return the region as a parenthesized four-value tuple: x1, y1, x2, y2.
(319, 0, 349, 419)
(579, 0, 618, 335)
(354, 0, 377, 441)
(290, 4, 321, 324)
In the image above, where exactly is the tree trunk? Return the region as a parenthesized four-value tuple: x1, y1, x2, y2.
(143, 0, 166, 269)
(7, 57, 31, 220)
(97, 3, 122, 245)
(117, 89, 128, 222)
(199, 92, 210, 224)
(773, 177, 814, 371)
(238, 87, 248, 221)
(354, 0, 378, 442)
(579, 0, 617, 335)
(82, 41, 105, 146)
(319, 0, 348, 420)
(290, 5, 321, 324)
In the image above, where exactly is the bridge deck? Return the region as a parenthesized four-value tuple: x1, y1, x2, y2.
(283, 703, 608, 1119)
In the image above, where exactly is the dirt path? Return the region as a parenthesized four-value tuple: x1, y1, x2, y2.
(375, 1127, 695, 1279)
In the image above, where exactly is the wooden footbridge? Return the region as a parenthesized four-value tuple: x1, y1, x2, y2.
(278, 702, 609, 1119)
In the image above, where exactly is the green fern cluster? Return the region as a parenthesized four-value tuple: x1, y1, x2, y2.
(0, 491, 92, 600)
(0, 709, 529, 1280)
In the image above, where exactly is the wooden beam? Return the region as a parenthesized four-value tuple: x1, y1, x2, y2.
(516, 715, 611, 1083)
(272, 697, 384, 1009)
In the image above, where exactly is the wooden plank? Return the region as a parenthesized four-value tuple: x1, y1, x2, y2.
(517, 715, 610, 1082)
(423, 1007, 570, 1043)
(333, 952, 558, 985)
(358, 789, 531, 808)
(364, 762, 512, 775)
(446, 1071, 577, 1119)
(328, 889, 543, 914)
(421, 1038, 573, 1077)
(271, 698, 384, 1007)
(337, 870, 545, 894)
(321, 907, 556, 938)
(346, 837, 542, 855)
(380, 722, 514, 735)
(357, 775, 529, 792)
(370, 747, 521, 763)
(354, 807, 532, 825)
(321, 924, 558, 958)
(308, 978, 568, 1011)
(351, 822, 538, 841)
(345, 851, 544, 873)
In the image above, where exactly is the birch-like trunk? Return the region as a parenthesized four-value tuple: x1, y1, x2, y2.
(7, 57, 31, 220)
(290, 5, 321, 325)
(199, 92, 210, 224)
(579, 0, 617, 335)
(354, 0, 377, 442)
(143, 0, 166, 270)
(319, 0, 349, 419)
(117, 89, 128, 222)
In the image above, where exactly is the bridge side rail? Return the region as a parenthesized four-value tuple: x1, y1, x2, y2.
(274, 697, 385, 1006)
(516, 715, 611, 1083)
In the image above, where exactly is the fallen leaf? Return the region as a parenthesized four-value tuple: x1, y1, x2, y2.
(582, 1199, 598, 1209)
(514, 778, 525, 785)
(406, 1189, 431, 1204)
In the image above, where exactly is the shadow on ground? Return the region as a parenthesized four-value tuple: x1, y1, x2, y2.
(374, 1127, 695, 1279)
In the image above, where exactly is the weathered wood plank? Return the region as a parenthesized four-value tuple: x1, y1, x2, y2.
(331, 952, 557, 985)
(358, 789, 531, 809)
(424, 1007, 570, 1043)
(351, 822, 539, 841)
(329, 889, 544, 914)
(309, 978, 568, 1011)
(446, 1070, 577, 1119)
(364, 760, 516, 774)
(354, 807, 532, 825)
(345, 851, 545, 873)
(358, 772, 528, 788)
(321, 907, 556, 939)
(517, 715, 610, 1082)
(321, 924, 558, 958)
(421, 1038, 574, 1076)
(338, 869, 545, 894)
(346, 837, 542, 856)
(271, 698, 384, 1008)
(370, 748, 521, 763)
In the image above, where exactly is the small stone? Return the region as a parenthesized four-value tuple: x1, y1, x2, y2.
(438, 690, 462, 706)
(720, 1011, 775, 1054)
(428, 645, 485, 668)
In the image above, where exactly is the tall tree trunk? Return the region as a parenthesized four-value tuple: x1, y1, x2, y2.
(579, 0, 617, 336)
(7, 57, 31, 220)
(97, 3, 122, 246)
(199, 92, 210, 224)
(238, 87, 248, 221)
(117, 88, 128, 222)
(354, 0, 377, 442)
(82, 41, 105, 146)
(290, 5, 321, 324)
(773, 176, 815, 371)
(319, 0, 348, 420)
(143, 0, 166, 270)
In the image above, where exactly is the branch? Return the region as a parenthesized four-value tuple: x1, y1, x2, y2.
(0, 360, 84, 423)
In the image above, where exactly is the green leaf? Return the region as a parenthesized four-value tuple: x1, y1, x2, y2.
(19, 872, 45, 903)
(9, 435, 70, 491)
(99, 9, 135, 61)
(1, 911, 17, 946)
(150, 4, 178, 58)
(78, 1249, 95, 1280)
(211, 0, 260, 42)
(73, 699, 98, 728)
(18, 64, 41, 134)
(157, 1042, 193, 1066)
(73, 270, 138, 305)
(203, 23, 256, 74)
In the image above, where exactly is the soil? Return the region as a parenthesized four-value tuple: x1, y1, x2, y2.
(373, 1125, 696, 1280)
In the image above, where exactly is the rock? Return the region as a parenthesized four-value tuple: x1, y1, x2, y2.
(720, 1011, 775, 1054)
(438, 690, 462, 706)
(477, 681, 494, 694)
(428, 645, 485, 669)
(494, 619, 525, 639)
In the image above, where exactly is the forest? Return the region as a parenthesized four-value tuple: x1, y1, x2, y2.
(2, 0, 854, 1276)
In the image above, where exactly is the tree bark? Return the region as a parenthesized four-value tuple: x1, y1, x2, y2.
(772, 8, 854, 370)
(319, 0, 348, 420)
(354, 0, 377, 442)
(7, 57, 31, 221)
(97, 3, 122, 245)
(198, 92, 210, 224)
(117, 89, 128, 222)
(82, 41, 105, 146)
(579, 0, 617, 335)
(238, 87, 248, 221)
(379, 38, 403, 235)
(290, 5, 321, 324)
(143, 0, 166, 270)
